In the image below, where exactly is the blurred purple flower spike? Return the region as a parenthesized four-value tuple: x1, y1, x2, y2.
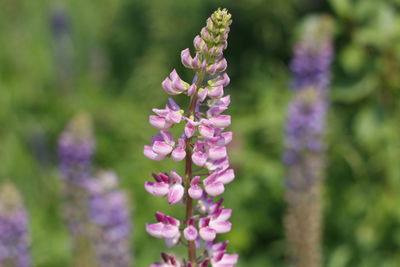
(0, 183, 31, 267)
(284, 15, 334, 267)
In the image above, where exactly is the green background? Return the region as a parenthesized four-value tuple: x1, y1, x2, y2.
(1, 0, 400, 266)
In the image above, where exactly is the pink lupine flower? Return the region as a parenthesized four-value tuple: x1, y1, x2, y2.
(144, 131, 175, 161)
(198, 207, 232, 241)
(144, 8, 237, 266)
(181, 48, 201, 70)
(146, 212, 180, 239)
(145, 172, 184, 204)
(206, 241, 239, 267)
(203, 169, 235, 196)
(150, 98, 183, 130)
(162, 69, 190, 95)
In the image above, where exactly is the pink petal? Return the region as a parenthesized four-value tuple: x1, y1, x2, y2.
(199, 125, 215, 139)
(149, 115, 171, 130)
(144, 181, 169, 197)
(215, 208, 232, 222)
(183, 225, 198, 241)
(188, 185, 203, 199)
(171, 147, 186, 161)
(181, 48, 193, 68)
(160, 131, 175, 146)
(168, 184, 184, 204)
(216, 169, 235, 184)
(187, 84, 197, 96)
(209, 115, 231, 128)
(219, 254, 239, 265)
(214, 72, 230, 87)
(216, 58, 227, 73)
(199, 227, 216, 241)
(193, 35, 206, 51)
(146, 223, 164, 238)
(205, 182, 225, 196)
(208, 85, 224, 99)
(152, 141, 173, 156)
(192, 152, 208, 166)
(162, 77, 180, 95)
(162, 225, 179, 239)
(197, 88, 208, 101)
(167, 111, 182, 124)
(209, 221, 232, 234)
(220, 132, 233, 145)
(144, 145, 165, 161)
(170, 171, 183, 183)
(208, 146, 227, 160)
(165, 232, 181, 248)
(184, 122, 195, 138)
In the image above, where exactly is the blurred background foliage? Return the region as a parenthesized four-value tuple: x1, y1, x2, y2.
(0, 0, 399, 266)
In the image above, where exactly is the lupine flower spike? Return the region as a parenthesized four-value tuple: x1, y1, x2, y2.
(0, 182, 31, 267)
(85, 171, 132, 267)
(144, 8, 238, 266)
(283, 15, 334, 267)
(59, 114, 132, 266)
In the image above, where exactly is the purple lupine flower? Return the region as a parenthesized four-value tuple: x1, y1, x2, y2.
(58, 113, 94, 184)
(144, 9, 238, 266)
(58, 114, 94, 237)
(284, 16, 334, 267)
(85, 172, 132, 267)
(0, 183, 31, 267)
(58, 114, 132, 266)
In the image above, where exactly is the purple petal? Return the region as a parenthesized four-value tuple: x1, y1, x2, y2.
(166, 215, 180, 226)
(167, 184, 184, 204)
